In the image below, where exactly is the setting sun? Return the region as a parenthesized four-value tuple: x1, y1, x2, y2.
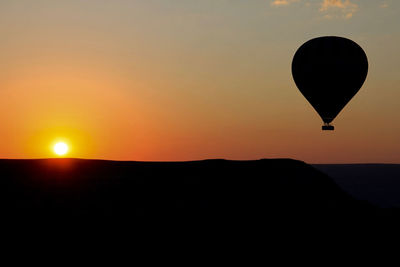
(54, 142, 69, 156)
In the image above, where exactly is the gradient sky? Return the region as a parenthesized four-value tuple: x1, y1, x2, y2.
(0, 0, 399, 163)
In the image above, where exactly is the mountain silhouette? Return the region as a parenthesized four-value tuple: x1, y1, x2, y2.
(1, 158, 380, 223)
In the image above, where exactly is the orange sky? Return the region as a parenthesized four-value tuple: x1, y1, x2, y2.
(0, 1, 399, 163)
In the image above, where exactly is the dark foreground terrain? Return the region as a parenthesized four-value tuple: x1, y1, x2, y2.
(2, 158, 395, 226)
(2, 159, 394, 262)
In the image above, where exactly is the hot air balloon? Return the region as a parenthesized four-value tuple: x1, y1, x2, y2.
(292, 36, 368, 130)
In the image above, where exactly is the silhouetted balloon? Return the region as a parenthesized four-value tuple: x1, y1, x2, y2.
(292, 36, 368, 130)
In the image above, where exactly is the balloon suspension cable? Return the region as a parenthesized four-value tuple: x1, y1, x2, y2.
(322, 123, 334, 131)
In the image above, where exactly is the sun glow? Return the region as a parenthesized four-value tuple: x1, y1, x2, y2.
(53, 142, 69, 156)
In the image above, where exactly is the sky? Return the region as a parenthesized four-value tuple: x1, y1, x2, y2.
(0, 0, 399, 163)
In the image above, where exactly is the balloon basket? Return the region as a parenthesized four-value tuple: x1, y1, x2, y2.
(322, 125, 334, 131)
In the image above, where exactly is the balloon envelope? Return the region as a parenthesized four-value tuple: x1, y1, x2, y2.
(292, 36, 368, 127)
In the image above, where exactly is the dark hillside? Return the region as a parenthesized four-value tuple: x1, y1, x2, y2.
(314, 164, 400, 208)
(0, 158, 377, 225)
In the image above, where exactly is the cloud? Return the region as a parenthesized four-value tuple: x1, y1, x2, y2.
(380, 2, 389, 8)
(319, 0, 358, 19)
(270, 0, 300, 7)
(320, 0, 354, 11)
(270, 0, 360, 19)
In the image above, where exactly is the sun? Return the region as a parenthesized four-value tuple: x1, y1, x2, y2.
(53, 142, 69, 156)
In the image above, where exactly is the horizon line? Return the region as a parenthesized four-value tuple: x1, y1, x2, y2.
(0, 157, 398, 165)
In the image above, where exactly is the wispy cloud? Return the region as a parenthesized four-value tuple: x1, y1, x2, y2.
(319, 0, 358, 19)
(380, 1, 389, 8)
(320, 0, 355, 11)
(270, 0, 359, 19)
(270, 0, 300, 7)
